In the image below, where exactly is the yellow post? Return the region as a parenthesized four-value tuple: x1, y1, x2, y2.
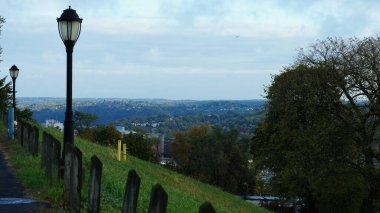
(117, 140, 121, 161)
(123, 144, 127, 161)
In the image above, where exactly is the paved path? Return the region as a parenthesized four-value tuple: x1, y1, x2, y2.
(0, 142, 52, 213)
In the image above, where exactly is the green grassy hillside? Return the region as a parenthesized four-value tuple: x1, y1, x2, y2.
(5, 125, 269, 213)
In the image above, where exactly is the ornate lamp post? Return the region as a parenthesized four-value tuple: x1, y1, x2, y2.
(9, 65, 19, 109)
(57, 6, 82, 155)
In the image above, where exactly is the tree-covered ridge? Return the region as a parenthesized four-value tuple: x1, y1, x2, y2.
(27, 99, 266, 136)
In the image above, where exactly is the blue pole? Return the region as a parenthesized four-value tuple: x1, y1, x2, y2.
(8, 108, 14, 140)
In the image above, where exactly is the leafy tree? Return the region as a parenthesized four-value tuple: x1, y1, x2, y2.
(0, 77, 12, 111)
(16, 108, 34, 122)
(252, 37, 380, 212)
(172, 125, 256, 194)
(74, 111, 98, 130)
(80, 125, 121, 147)
(122, 133, 159, 162)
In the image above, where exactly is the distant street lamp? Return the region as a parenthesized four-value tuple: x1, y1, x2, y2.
(9, 65, 19, 110)
(57, 6, 82, 155)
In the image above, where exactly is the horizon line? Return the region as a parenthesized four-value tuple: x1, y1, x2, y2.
(17, 96, 267, 101)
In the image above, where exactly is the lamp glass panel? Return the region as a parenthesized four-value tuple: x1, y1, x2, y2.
(13, 70, 19, 79)
(59, 21, 69, 41)
(9, 69, 19, 79)
(70, 21, 81, 41)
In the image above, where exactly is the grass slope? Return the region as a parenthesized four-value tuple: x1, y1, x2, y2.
(5, 125, 269, 213)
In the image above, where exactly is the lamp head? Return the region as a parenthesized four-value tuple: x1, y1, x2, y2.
(57, 6, 83, 45)
(9, 65, 19, 80)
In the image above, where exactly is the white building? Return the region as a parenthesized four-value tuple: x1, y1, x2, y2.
(45, 119, 64, 132)
(116, 126, 136, 136)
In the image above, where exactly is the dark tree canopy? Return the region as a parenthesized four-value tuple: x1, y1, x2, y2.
(74, 111, 98, 130)
(16, 108, 34, 122)
(252, 37, 380, 212)
(173, 125, 255, 194)
(122, 133, 159, 162)
(80, 125, 121, 147)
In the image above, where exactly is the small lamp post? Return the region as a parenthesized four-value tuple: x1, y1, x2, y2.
(9, 65, 19, 109)
(57, 6, 82, 155)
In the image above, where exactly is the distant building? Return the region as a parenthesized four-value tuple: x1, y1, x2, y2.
(162, 140, 173, 158)
(159, 138, 175, 166)
(45, 119, 64, 132)
(115, 125, 136, 136)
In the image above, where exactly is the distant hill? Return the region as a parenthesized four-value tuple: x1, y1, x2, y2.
(19, 97, 266, 136)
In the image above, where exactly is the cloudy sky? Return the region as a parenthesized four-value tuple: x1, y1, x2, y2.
(1, 0, 380, 100)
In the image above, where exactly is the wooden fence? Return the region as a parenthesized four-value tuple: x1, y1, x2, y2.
(18, 121, 39, 156)
(41, 131, 61, 184)
(9, 119, 217, 213)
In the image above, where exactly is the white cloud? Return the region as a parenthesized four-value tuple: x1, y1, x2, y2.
(84, 17, 177, 36)
(4, 0, 380, 99)
(147, 47, 162, 60)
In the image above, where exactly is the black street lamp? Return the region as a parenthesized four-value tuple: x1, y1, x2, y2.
(9, 65, 19, 110)
(57, 6, 82, 155)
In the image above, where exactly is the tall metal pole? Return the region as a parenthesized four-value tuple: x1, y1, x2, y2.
(63, 43, 74, 156)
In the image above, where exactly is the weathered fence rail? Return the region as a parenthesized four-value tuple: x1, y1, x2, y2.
(88, 155, 102, 213)
(41, 131, 61, 184)
(4, 118, 217, 213)
(18, 121, 39, 156)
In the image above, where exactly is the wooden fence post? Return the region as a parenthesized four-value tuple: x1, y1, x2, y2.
(51, 138, 61, 184)
(22, 124, 28, 150)
(41, 132, 48, 169)
(70, 146, 83, 213)
(148, 184, 168, 213)
(28, 123, 33, 153)
(87, 155, 103, 213)
(28, 124, 33, 154)
(121, 169, 141, 213)
(32, 126, 39, 156)
(118, 140, 122, 161)
(123, 144, 127, 161)
(198, 202, 216, 213)
(64, 143, 74, 207)
(45, 134, 53, 180)
(19, 121, 24, 146)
